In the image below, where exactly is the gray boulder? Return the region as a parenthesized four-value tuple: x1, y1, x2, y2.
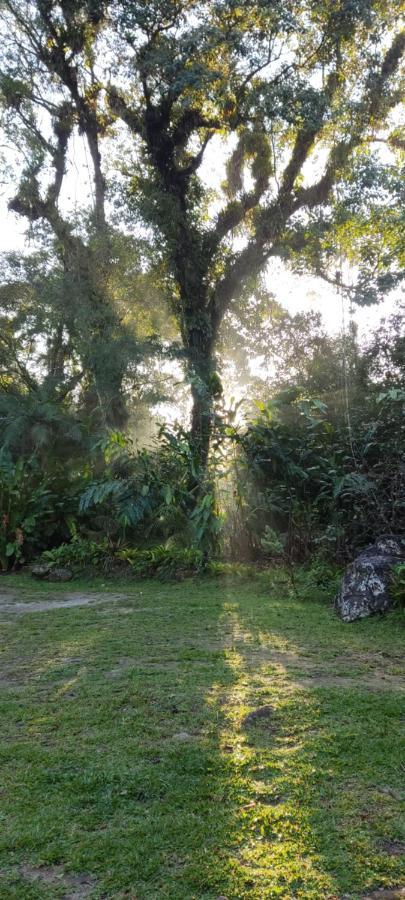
(31, 563, 51, 579)
(31, 564, 73, 582)
(47, 567, 73, 582)
(335, 535, 405, 622)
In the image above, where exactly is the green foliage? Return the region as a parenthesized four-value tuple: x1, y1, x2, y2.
(0, 2, 403, 567)
(0, 380, 102, 568)
(41, 537, 114, 574)
(390, 564, 405, 609)
(0, 451, 57, 570)
(117, 545, 204, 580)
(296, 559, 343, 604)
(260, 525, 284, 558)
(37, 538, 205, 581)
(207, 560, 258, 579)
(0, 386, 88, 466)
(79, 427, 222, 553)
(1, 0, 402, 473)
(235, 383, 405, 562)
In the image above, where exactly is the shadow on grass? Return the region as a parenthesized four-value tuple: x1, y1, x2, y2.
(0, 575, 404, 899)
(212, 582, 405, 900)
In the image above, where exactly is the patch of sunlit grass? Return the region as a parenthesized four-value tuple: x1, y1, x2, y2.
(0, 573, 403, 898)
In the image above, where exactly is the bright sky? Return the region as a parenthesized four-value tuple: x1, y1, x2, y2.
(199, 133, 399, 342)
(0, 130, 397, 346)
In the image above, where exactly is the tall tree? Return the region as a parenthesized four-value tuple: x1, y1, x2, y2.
(0, 1, 131, 426)
(1, 0, 403, 463)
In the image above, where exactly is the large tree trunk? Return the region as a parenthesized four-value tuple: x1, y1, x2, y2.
(190, 377, 214, 470)
(185, 323, 217, 473)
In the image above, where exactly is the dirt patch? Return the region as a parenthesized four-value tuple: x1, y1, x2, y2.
(98, 605, 167, 616)
(0, 674, 20, 688)
(379, 840, 405, 857)
(107, 656, 179, 678)
(0, 591, 130, 614)
(360, 889, 405, 899)
(0, 591, 19, 604)
(376, 787, 403, 801)
(172, 731, 194, 741)
(242, 705, 276, 727)
(295, 673, 405, 692)
(245, 648, 318, 669)
(255, 792, 285, 806)
(19, 863, 96, 898)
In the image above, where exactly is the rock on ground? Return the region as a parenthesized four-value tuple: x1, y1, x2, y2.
(335, 535, 405, 623)
(31, 564, 51, 579)
(31, 564, 73, 582)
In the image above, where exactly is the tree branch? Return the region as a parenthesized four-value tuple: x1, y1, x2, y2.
(179, 131, 214, 178)
(295, 31, 405, 210)
(107, 86, 144, 135)
(211, 33, 404, 316)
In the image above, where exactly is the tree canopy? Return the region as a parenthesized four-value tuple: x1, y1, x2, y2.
(0, 0, 403, 458)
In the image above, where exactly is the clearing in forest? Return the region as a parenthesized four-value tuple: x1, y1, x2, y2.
(0, 573, 404, 900)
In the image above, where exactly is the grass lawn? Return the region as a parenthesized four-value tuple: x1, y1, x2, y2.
(0, 572, 404, 899)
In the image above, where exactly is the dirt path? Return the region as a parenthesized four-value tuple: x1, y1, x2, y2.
(0, 588, 130, 614)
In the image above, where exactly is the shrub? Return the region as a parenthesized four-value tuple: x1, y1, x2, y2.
(79, 427, 222, 553)
(0, 451, 59, 570)
(391, 563, 405, 609)
(297, 559, 342, 603)
(234, 388, 405, 562)
(41, 537, 116, 574)
(207, 560, 258, 579)
(117, 545, 205, 580)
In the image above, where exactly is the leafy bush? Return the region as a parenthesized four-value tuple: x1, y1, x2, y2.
(234, 388, 405, 562)
(0, 451, 59, 570)
(0, 389, 96, 567)
(391, 564, 405, 609)
(208, 560, 258, 579)
(41, 537, 115, 573)
(297, 560, 342, 603)
(260, 525, 285, 558)
(117, 545, 205, 580)
(79, 427, 222, 553)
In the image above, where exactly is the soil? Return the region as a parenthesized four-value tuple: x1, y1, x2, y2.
(0, 590, 130, 613)
(19, 863, 96, 899)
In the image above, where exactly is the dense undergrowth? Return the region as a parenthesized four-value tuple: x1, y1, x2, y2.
(1, 309, 404, 597)
(1, 391, 403, 577)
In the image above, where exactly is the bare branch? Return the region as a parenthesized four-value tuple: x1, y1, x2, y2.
(179, 131, 214, 178)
